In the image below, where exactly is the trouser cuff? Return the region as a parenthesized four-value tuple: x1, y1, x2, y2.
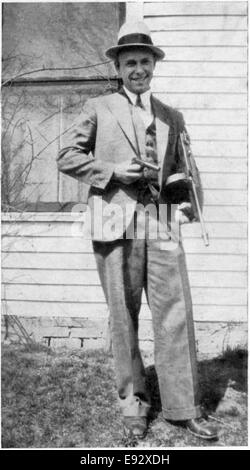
(162, 405, 202, 421)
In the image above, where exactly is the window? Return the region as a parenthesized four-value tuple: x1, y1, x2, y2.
(2, 2, 125, 211)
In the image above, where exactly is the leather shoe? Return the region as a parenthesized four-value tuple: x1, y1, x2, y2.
(123, 416, 147, 439)
(184, 417, 219, 440)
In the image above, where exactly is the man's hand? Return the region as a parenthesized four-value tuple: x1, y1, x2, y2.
(175, 202, 195, 225)
(113, 161, 143, 185)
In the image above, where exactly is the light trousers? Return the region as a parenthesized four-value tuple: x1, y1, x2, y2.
(93, 225, 201, 421)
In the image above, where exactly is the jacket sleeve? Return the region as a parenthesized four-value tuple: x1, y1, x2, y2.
(57, 99, 114, 190)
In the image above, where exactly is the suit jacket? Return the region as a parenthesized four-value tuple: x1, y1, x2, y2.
(57, 91, 202, 241)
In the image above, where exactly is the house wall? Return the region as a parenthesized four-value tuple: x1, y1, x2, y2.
(1, 2, 248, 358)
(142, 0, 248, 352)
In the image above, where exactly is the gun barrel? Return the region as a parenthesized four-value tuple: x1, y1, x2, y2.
(180, 132, 209, 247)
(191, 179, 209, 246)
(133, 157, 160, 172)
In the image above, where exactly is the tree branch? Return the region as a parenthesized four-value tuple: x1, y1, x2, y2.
(2, 60, 112, 86)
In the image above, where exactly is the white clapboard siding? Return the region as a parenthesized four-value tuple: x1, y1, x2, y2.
(155, 62, 247, 78)
(183, 110, 247, 126)
(187, 126, 247, 141)
(1, 235, 247, 254)
(1, 219, 247, 239)
(146, 16, 247, 31)
(153, 77, 246, 93)
(2, 236, 93, 253)
(130, 1, 247, 342)
(2, 251, 246, 272)
(144, 0, 248, 329)
(157, 48, 247, 62)
(2, 268, 247, 288)
(144, 2, 247, 15)
(192, 141, 246, 157)
(2, 300, 247, 323)
(182, 223, 247, 239)
(152, 30, 247, 46)
(154, 93, 247, 110)
(2, 284, 247, 306)
(204, 191, 247, 206)
(203, 206, 246, 221)
(195, 159, 247, 173)
(201, 174, 246, 190)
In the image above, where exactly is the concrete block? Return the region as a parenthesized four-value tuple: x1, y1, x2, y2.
(83, 338, 106, 350)
(49, 337, 82, 349)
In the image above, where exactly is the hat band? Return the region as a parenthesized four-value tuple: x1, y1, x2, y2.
(118, 33, 153, 46)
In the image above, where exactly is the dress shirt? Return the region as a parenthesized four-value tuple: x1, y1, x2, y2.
(123, 86, 153, 129)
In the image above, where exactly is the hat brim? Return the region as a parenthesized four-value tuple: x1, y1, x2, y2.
(105, 44, 165, 61)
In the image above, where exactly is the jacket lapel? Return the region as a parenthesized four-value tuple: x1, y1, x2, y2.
(104, 93, 138, 155)
(151, 96, 170, 187)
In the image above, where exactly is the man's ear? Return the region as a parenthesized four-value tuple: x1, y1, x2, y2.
(114, 59, 120, 73)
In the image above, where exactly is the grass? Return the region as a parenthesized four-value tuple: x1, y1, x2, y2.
(1, 344, 248, 448)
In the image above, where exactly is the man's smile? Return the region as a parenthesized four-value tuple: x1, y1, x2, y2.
(116, 50, 155, 94)
(131, 77, 147, 82)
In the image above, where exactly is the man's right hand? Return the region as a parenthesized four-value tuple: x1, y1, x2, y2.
(113, 161, 143, 185)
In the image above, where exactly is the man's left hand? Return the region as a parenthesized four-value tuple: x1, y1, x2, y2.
(175, 202, 194, 224)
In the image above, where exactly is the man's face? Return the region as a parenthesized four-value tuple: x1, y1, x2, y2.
(116, 49, 156, 94)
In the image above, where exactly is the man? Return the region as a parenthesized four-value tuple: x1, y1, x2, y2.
(57, 21, 218, 441)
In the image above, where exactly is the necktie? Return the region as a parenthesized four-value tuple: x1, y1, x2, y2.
(136, 94, 144, 109)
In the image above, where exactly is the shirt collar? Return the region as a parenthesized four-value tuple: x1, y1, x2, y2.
(123, 86, 152, 110)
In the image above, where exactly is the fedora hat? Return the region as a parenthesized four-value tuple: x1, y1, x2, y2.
(105, 21, 165, 61)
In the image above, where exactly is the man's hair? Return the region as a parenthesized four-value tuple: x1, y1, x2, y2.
(114, 46, 157, 69)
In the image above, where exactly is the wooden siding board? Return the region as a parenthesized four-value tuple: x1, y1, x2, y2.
(144, 2, 247, 16)
(2, 301, 247, 323)
(186, 254, 247, 271)
(2, 236, 93, 253)
(195, 158, 247, 173)
(201, 174, 246, 190)
(145, 16, 247, 31)
(192, 141, 247, 157)
(154, 92, 247, 109)
(183, 239, 247, 255)
(189, 271, 247, 288)
(1, 220, 247, 239)
(2, 252, 247, 271)
(182, 110, 247, 125)
(182, 223, 247, 239)
(2, 268, 247, 288)
(2, 284, 247, 306)
(203, 206, 246, 221)
(156, 47, 247, 62)
(155, 62, 247, 78)
(204, 190, 247, 206)
(152, 77, 246, 93)
(152, 30, 248, 46)
(188, 126, 247, 141)
(186, 110, 247, 126)
(2, 300, 109, 319)
(2, 269, 101, 286)
(2, 235, 247, 255)
(192, 306, 247, 322)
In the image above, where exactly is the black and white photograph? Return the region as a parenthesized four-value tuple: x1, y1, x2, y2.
(1, 0, 248, 451)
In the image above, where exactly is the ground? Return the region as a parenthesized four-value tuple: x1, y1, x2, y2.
(1, 344, 248, 448)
